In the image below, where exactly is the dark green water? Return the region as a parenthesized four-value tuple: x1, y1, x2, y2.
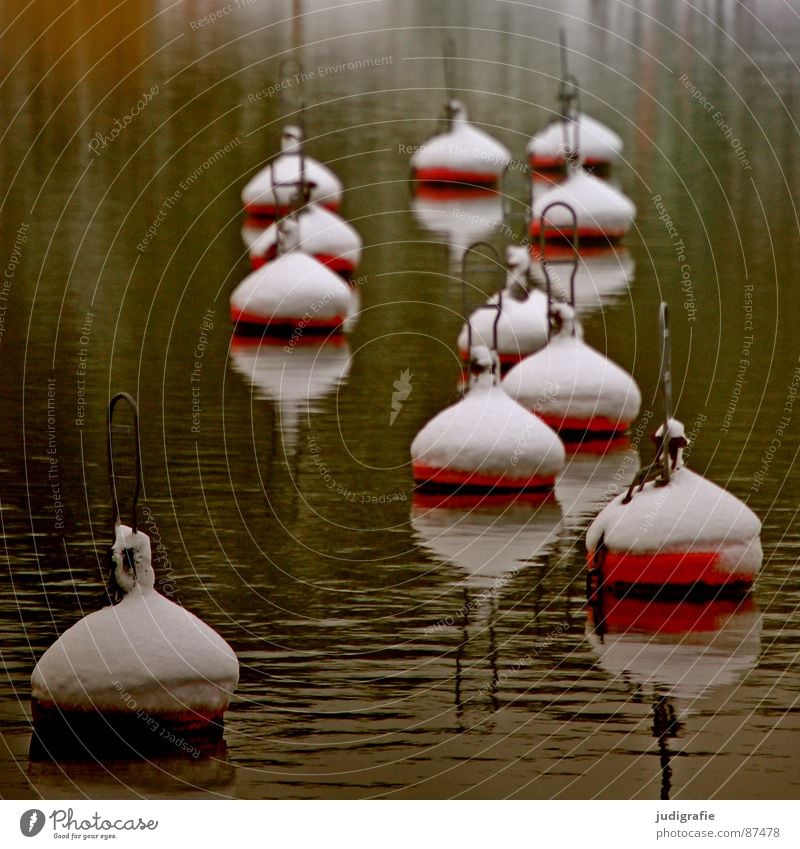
(0, 0, 798, 799)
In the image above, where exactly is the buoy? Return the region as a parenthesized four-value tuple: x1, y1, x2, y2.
(241, 125, 343, 220)
(528, 113, 623, 171)
(249, 203, 362, 278)
(527, 33, 623, 172)
(457, 246, 549, 368)
(411, 345, 565, 493)
(411, 99, 511, 188)
(504, 301, 641, 437)
(530, 165, 636, 243)
(30, 395, 238, 758)
(586, 304, 762, 591)
(504, 212, 640, 438)
(230, 216, 355, 334)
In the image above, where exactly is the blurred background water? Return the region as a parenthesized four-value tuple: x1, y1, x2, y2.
(0, 0, 798, 799)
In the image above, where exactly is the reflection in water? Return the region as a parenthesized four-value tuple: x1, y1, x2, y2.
(531, 248, 635, 315)
(412, 495, 563, 726)
(411, 190, 505, 270)
(586, 590, 761, 798)
(411, 495, 562, 590)
(574, 249, 634, 313)
(555, 442, 640, 523)
(228, 336, 351, 454)
(27, 741, 236, 799)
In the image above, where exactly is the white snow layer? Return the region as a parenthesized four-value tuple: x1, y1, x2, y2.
(502, 327, 641, 424)
(585, 466, 763, 573)
(242, 154, 343, 210)
(411, 380, 565, 478)
(32, 527, 238, 713)
(531, 167, 636, 235)
(411, 106, 511, 176)
(230, 251, 353, 321)
(250, 205, 362, 266)
(527, 113, 623, 164)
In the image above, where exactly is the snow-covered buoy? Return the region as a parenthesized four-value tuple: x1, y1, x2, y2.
(230, 217, 354, 334)
(528, 33, 623, 173)
(528, 113, 623, 171)
(587, 418, 762, 590)
(31, 524, 239, 758)
(503, 301, 641, 437)
(586, 304, 762, 591)
(249, 203, 362, 278)
(411, 99, 511, 188)
(411, 345, 565, 493)
(530, 164, 636, 243)
(241, 125, 343, 220)
(457, 246, 549, 368)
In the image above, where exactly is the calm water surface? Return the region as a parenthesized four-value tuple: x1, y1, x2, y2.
(0, 0, 799, 799)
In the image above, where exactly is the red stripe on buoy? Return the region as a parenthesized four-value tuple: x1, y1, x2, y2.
(30, 701, 228, 758)
(532, 243, 626, 261)
(243, 199, 340, 219)
(413, 168, 501, 187)
(528, 154, 565, 170)
(230, 307, 345, 333)
(413, 183, 500, 201)
(412, 462, 556, 492)
(537, 413, 630, 435)
(590, 549, 755, 588)
(231, 332, 347, 350)
(529, 221, 628, 243)
(315, 253, 357, 274)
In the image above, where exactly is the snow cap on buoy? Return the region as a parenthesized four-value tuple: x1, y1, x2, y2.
(31, 525, 239, 717)
(411, 100, 512, 186)
(280, 124, 303, 153)
(231, 217, 354, 332)
(411, 345, 566, 492)
(530, 166, 636, 242)
(110, 524, 154, 595)
(527, 113, 623, 170)
(249, 204, 362, 274)
(241, 125, 343, 217)
(654, 417, 688, 469)
(585, 420, 762, 587)
(457, 247, 549, 366)
(502, 301, 641, 435)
